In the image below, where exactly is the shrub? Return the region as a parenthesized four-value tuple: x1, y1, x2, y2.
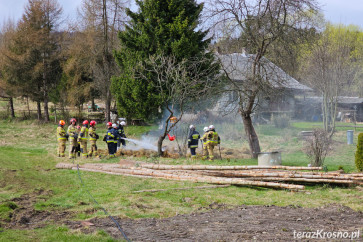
(355, 133, 363, 172)
(271, 113, 290, 128)
(303, 129, 331, 167)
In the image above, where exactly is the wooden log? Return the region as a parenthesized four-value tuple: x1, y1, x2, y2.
(56, 163, 76, 169)
(139, 164, 322, 171)
(67, 165, 305, 190)
(132, 185, 231, 193)
(193, 170, 363, 181)
(152, 169, 363, 185)
(246, 177, 363, 185)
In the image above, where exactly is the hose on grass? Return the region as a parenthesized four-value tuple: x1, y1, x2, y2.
(75, 158, 130, 241)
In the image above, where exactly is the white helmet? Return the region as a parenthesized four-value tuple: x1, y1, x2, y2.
(203, 126, 209, 132)
(189, 124, 195, 129)
(209, 125, 215, 130)
(112, 123, 117, 128)
(120, 121, 126, 126)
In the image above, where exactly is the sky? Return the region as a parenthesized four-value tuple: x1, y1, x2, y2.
(1, 0, 363, 29)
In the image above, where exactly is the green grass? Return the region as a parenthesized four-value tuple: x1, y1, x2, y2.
(0, 225, 117, 242)
(0, 120, 362, 240)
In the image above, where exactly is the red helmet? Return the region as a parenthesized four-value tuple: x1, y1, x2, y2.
(90, 120, 96, 126)
(59, 120, 65, 126)
(70, 118, 76, 124)
(107, 122, 112, 126)
(76, 125, 81, 129)
(83, 120, 89, 125)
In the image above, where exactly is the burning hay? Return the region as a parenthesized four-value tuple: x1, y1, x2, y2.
(56, 161, 363, 191)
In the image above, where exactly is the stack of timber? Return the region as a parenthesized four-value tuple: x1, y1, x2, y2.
(56, 162, 363, 191)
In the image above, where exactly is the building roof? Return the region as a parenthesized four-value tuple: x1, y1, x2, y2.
(217, 53, 312, 92)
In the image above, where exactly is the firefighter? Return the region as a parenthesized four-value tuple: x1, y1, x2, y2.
(88, 120, 99, 157)
(67, 118, 78, 159)
(56, 120, 67, 157)
(200, 126, 209, 160)
(75, 125, 81, 157)
(205, 125, 220, 161)
(79, 120, 89, 158)
(187, 125, 200, 160)
(117, 121, 127, 151)
(112, 123, 119, 155)
(104, 122, 116, 157)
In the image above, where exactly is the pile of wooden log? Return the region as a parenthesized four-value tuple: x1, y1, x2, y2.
(56, 162, 363, 191)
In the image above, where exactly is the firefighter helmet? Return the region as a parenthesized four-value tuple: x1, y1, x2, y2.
(107, 122, 112, 126)
(83, 120, 89, 125)
(90, 120, 96, 126)
(59, 120, 65, 126)
(203, 126, 208, 132)
(120, 121, 126, 126)
(70, 118, 76, 124)
(208, 125, 215, 130)
(112, 123, 117, 128)
(189, 124, 195, 129)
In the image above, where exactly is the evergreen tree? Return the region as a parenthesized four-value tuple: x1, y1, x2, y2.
(1, 0, 63, 121)
(112, 0, 216, 120)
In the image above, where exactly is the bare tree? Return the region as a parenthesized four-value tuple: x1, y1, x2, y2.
(299, 24, 362, 137)
(134, 55, 220, 156)
(204, 0, 319, 158)
(78, 0, 128, 122)
(303, 129, 331, 167)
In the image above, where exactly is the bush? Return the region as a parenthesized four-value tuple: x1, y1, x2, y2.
(271, 113, 290, 128)
(303, 129, 331, 167)
(355, 133, 363, 172)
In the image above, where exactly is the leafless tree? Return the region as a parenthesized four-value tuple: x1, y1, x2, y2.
(204, 0, 319, 158)
(78, 0, 129, 121)
(134, 55, 220, 156)
(303, 129, 331, 167)
(299, 25, 362, 137)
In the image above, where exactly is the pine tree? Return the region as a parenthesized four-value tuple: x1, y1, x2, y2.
(112, 0, 216, 120)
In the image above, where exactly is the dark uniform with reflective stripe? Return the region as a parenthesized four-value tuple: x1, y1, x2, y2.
(106, 127, 117, 157)
(117, 124, 126, 148)
(188, 129, 200, 159)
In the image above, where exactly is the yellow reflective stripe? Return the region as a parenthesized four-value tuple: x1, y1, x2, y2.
(58, 137, 66, 140)
(192, 134, 199, 139)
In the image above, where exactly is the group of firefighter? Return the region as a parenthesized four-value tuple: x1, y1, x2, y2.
(188, 124, 220, 161)
(56, 118, 127, 159)
(57, 118, 219, 160)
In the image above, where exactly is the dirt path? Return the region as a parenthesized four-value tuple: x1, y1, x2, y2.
(67, 204, 363, 241)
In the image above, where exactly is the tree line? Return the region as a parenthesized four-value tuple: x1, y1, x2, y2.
(1, 0, 363, 157)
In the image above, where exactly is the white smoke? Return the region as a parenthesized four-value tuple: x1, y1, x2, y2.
(123, 138, 158, 151)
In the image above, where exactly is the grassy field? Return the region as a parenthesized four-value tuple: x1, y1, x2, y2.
(0, 119, 362, 241)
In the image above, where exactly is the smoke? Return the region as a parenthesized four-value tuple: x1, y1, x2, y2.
(123, 137, 159, 152)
